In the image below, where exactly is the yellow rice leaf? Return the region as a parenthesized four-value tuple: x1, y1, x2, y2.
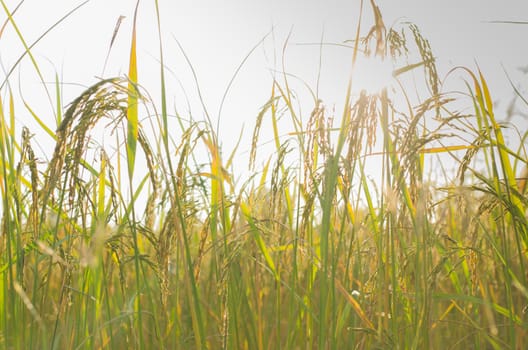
(418, 145, 476, 154)
(478, 69, 519, 190)
(335, 279, 375, 331)
(126, 2, 139, 178)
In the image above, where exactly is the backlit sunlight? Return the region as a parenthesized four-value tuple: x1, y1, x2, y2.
(352, 54, 394, 94)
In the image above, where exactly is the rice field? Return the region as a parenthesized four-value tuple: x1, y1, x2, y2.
(1, 1, 527, 349)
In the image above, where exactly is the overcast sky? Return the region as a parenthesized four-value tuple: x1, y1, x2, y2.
(2, 0, 527, 177)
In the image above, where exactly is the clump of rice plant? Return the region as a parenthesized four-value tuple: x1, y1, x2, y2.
(1, 0, 527, 349)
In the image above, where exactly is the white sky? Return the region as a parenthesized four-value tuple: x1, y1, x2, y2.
(1, 0, 527, 183)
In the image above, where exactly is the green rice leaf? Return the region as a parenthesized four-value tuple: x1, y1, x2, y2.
(240, 201, 279, 281)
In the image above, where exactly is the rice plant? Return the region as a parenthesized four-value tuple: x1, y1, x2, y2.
(1, 0, 527, 349)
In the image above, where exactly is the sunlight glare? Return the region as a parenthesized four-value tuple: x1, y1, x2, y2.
(353, 55, 394, 95)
